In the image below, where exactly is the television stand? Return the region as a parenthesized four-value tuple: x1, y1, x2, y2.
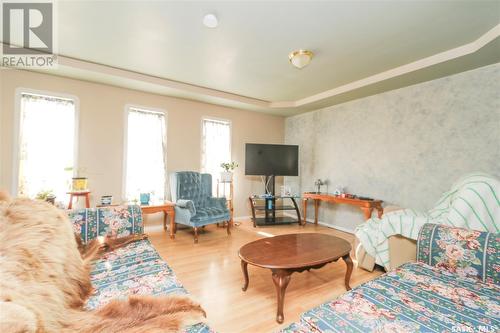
(249, 195, 303, 227)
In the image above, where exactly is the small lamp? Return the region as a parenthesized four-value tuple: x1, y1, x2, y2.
(314, 179, 325, 193)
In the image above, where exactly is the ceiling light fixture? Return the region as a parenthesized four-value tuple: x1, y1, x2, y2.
(289, 49, 314, 69)
(203, 14, 218, 28)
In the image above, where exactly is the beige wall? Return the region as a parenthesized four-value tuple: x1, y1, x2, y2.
(0, 69, 284, 218)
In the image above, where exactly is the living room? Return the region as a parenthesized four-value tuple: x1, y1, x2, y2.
(0, 1, 499, 333)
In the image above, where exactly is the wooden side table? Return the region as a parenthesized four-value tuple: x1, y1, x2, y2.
(139, 202, 176, 237)
(67, 191, 91, 209)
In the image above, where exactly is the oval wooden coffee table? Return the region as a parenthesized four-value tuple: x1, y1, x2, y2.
(238, 233, 353, 323)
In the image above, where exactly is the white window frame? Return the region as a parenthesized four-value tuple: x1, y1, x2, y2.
(12, 87, 80, 195)
(200, 116, 232, 174)
(122, 104, 168, 201)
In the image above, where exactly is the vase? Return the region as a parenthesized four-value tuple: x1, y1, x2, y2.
(220, 172, 233, 182)
(72, 177, 88, 191)
(139, 193, 150, 205)
(100, 195, 113, 206)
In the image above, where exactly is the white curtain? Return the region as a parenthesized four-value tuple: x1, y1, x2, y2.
(201, 119, 231, 194)
(125, 108, 167, 202)
(18, 93, 76, 200)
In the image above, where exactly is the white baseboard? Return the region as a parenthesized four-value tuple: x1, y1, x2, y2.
(305, 218, 355, 234)
(146, 214, 355, 235)
(145, 217, 251, 231)
(233, 215, 252, 222)
(234, 213, 354, 234)
(144, 224, 166, 232)
(282, 212, 354, 234)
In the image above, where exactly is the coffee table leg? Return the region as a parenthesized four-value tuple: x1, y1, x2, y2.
(241, 260, 249, 291)
(271, 269, 292, 324)
(342, 254, 353, 290)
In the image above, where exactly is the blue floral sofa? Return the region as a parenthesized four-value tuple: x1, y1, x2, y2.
(281, 223, 499, 333)
(68, 205, 213, 333)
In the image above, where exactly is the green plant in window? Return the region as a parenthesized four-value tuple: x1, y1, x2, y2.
(36, 189, 56, 204)
(220, 162, 238, 172)
(64, 166, 88, 177)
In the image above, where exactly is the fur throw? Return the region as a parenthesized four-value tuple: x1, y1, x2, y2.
(0, 194, 206, 332)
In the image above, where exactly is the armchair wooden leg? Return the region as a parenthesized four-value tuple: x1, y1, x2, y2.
(194, 227, 199, 243)
(226, 220, 231, 235)
(170, 222, 176, 240)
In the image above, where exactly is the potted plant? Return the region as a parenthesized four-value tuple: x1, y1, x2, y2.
(36, 189, 56, 205)
(220, 161, 238, 182)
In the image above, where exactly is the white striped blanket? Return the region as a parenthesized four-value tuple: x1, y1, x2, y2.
(355, 173, 500, 269)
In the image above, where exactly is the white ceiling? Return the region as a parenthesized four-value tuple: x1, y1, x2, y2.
(8, 1, 500, 115)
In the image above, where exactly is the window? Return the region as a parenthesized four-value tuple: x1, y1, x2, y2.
(124, 106, 167, 202)
(15, 91, 78, 200)
(201, 118, 231, 193)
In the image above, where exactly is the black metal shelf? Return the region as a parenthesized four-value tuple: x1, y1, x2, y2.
(249, 195, 302, 227)
(253, 216, 299, 226)
(253, 205, 296, 211)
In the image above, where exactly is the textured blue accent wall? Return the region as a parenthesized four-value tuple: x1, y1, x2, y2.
(285, 63, 500, 232)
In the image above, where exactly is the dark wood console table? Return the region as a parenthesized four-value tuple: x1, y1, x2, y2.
(302, 192, 383, 224)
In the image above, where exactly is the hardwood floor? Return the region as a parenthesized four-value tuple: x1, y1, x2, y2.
(147, 220, 383, 333)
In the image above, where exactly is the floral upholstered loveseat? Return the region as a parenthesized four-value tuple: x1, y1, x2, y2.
(281, 223, 499, 333)
(68, 205, 213, 333)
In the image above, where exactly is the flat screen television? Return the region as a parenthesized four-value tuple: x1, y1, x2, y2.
(245, 143, 299, 176)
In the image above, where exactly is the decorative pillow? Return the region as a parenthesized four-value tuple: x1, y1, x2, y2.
(417, 223, 499, 284)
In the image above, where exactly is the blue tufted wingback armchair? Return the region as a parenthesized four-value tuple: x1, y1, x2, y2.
(169, 171, 231, 243)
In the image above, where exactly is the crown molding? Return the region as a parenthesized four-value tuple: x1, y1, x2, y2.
(286, 23, 500, 108)
(3, 24, 499, 114)
(56, 56, 270, 108)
